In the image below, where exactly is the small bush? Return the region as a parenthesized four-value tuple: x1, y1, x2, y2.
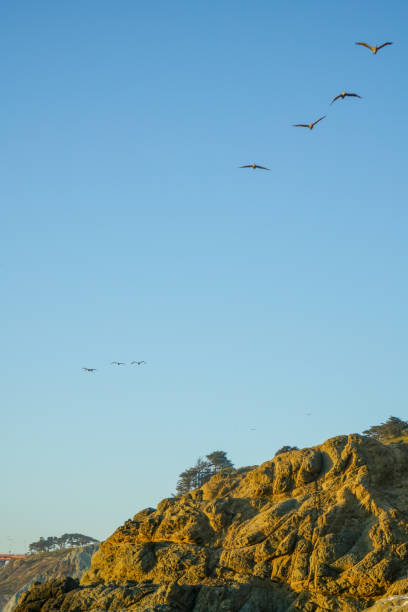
(274, 445, 299, 457)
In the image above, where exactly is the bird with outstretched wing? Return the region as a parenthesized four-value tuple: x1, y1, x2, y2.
(82, 367, 97, 373)
(293, 116, 326, 130)
(111, 361, 126, 366)
(331, 91, 362, 104)
(355, 41, 392, 54)
(239, 163, 270, 170)
(131, 360, 146, 366)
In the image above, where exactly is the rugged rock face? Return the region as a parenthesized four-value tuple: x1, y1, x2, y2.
(366, 594, 408, 610)
(13, 435, 408, 611)
(1, 543, 98, 611)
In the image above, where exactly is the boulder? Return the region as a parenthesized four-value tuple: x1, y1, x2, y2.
(14, 435, 408, 611)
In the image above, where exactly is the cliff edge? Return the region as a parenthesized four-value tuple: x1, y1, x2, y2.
(14, 435, 408, 611)
(1, 543, 98, 611)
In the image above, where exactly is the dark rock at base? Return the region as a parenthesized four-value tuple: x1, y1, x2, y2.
(12, 435, 408, 611)
(14, 577, 78, 611)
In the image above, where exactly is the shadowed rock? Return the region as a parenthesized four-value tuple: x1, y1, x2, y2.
(0, 543, 99, 611)
(13, 435, 408, 611)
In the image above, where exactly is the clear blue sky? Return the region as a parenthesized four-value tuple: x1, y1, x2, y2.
(2, 1, 407, 553)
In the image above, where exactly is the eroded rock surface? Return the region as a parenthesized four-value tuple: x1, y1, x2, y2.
(0, 543, 98, 612)
(14, 435, 408, 611)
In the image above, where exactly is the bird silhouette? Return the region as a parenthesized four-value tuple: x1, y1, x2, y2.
(293, 116, 326, 130)
(239, 163, 270, 170)
(111, 361, 126, 366)
(355, 41, 392, 54)
(331, 91, 362, 104)
(82, 367, 97, 373)
(130, 360, 146, 366)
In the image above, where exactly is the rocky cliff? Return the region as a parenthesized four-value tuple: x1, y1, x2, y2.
(13, 434, 408, 611)
(0, 543, 98, 611)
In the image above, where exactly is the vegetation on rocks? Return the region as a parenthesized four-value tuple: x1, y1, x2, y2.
(363, 416, 408, 442)
(0, 543, 99, 612)
(175, 450, 234, 495)
(275, 445, 299, 456)
(13, 431, 408, 611)
(28, 533, 99, 554)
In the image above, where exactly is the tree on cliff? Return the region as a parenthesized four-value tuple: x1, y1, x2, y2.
(363, 416, 408, 441)
(275, 445, 299, 456)
(28, 533, 98, 554)
(28, 537, 55, 554)
(206, 451, 234, 472)
(176, 451, 234, 495)
(176, 459, 212, 495)
(58, 533, 99, 548)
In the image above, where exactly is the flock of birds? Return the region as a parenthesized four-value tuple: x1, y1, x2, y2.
(82, 361, 146, 373)
(81, 41, 392, 374)
(240, 40, 393, 171)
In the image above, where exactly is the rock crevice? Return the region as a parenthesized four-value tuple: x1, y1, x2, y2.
(14, 434, 408, 611)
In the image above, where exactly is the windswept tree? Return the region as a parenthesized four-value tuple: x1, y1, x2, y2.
(57, 533, 99, 548)
(28, 537, 48, 554)
(28, 533, 98, 554)
(176, 459, 212, 495)
(192, 458, 213, 488)
(274, 445, 299, 457)
(363, 416, 408, 441)
(28, 536, 58, 554)
(206, 451, 234, 472)
(176, 467, 198, 496)
(176, 451, 234, 496)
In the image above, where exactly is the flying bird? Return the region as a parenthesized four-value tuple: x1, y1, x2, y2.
(111, 361, 126, 366)
(355, 41, 392, 54)
(82, 367, 97, 373)
(293, 116, 326, 130)
(131, 360, 146, 366)
(331, 91, 362, 104)
(239, 163, 270, 170)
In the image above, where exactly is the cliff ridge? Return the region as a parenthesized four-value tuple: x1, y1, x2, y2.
(14, 434, 408, 611)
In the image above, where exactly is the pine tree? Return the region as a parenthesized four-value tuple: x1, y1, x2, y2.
(175, 451, 234, 495)
(28, 533, 98, 554)
(363, 416, 408, 441)
(192, 458, 212, 488)
(275, 445, 299, 456)
(176, 467, 198, 495)
(206, 451, 234, 472)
